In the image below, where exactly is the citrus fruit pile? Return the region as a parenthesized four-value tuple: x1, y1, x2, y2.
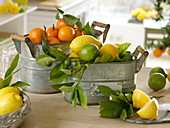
(0, 86, 23, 115)
(69, 35, 133, 63)
(29, 18, 86, 44)
(132, 89, 159, 119)
(148, 67, 168, 91)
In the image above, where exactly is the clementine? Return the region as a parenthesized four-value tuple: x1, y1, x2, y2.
(56, 18, 74, 30)
(153, 48, 162, 57)
(58, 26, 75, 42)
(47, 38, 60, 44)
(29, 28, 44, 44)
(46, 26, 58, 38)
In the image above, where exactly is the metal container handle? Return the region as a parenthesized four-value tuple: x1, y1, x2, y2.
(132, 45, 149, 73)
(91, 21, 110, 43)
(11, 34, 38, 58)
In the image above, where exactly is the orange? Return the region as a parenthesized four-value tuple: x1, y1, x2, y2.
(82, 30, 86, 35)
(114, 43, 122, 47)
(47, 38, 60, 44)
(29, 28, 44, 44)
(74, 28, 82, 37)
(58, 26, 75, 42)
(100, 44, 119, 58)
(161, 48, 166, 53)
(46, 26, 58, 38)
(56, 18, 74, 30)
(167, 49, 170, 56)
(153, 48, 162, 57)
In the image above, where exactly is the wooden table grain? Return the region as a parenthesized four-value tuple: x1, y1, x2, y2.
(19, 67, 170, 128)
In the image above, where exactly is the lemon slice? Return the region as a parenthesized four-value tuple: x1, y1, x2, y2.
(132, 89, 151, 109)
(137, 98, 159, 119)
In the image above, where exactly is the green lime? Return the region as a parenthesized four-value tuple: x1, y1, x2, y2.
(148, 73, 166, 91)
(79, 44, 100, 62)
(121, 51, 133, 62)
(149, 67, 167, 78)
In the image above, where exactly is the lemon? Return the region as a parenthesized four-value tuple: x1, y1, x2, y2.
(0, 93, 23, 115)
(132, 89, 151, 109)
(68, 52, 80, 61)
(100, 44, 119, 58)
(148, 73, 166, 91)
(0, 86, 20, 98)
(137, 98, 159, 119)
(79, 44, 100, 62)
(70, 35, 102, 54)
(149, 67, 167, 78)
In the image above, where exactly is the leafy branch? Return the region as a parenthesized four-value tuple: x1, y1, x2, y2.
(55, 7, 94, 36)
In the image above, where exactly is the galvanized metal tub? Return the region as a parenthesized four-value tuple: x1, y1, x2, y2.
(11, 34, 70, 94)
(65, 46, 149, 104)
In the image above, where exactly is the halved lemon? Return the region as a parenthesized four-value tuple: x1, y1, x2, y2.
(137, 98, 159, 119)
(132, 89, 151, 109)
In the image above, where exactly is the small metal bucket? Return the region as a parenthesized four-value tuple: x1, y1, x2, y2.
(11, 34, 70, 94)
(65, 46, 149, 104)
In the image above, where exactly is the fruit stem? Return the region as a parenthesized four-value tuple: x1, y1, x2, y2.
(150, 95, 164, 100)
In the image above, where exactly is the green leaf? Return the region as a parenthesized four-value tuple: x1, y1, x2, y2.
(99, 53, 113, 63)
(98, 85, 116, 97)
(4, 54, 19, 78)
(100, 108, 120, 118)
(59, 86, 75, 93)
(112, 55, 122, 62)
(50, 63, 63, 76)
(120, 109, 127, 119)
(36, 55, 56, 66)
(61, 69, 71, 75)
(0, 69, 20, 89)
(55, 13, 60, 20)
(73, 64, 87, 81)
(118, 43, 131, 55)
(110, 95, 119, 102)
(76, 20, 83, 30)
(42, 36, 55, 57)
(94, 57, 101, 63)
(11, 81, 30, 87)
(50, 71, 68, 83)
(83, 22, 94, 36)
(77, 85, 88, 108)
(63, 14, 78, 25)
(127, 104, 134, 117)
(50, 47, 68, 62)
(72, 88, 77, 110)
(56, 7, 64, 15)
(50, 82, 75, 91)
(118, 93, 129, 104)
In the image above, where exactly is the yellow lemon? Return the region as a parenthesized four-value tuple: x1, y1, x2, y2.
(0, 4, 8, 13)
(100, 44, 119, 58)
(0, 86, 20, 98)
(70, 35, 102, 54)
(68, 52, 80, 61)
(132, 89, 151, 109)
(8, 4, 20, 14)
(6, 0, 14, 7)
(0, 93, 23, 115)
(137, 98, 159, 119)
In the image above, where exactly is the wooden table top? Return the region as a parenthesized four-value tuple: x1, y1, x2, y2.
(19, 67, 170, 128)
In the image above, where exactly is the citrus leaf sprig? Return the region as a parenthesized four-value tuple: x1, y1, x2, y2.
(36, 37, 88, 110)
(55, 7, 94, 36)
(0, 54, 30, 89)
(98, 85, 134, 119)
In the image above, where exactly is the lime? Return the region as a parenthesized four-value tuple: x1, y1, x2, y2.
(121, 51, 133, 61)
(79, 44, 100, 62)
(148, 73, 166, 91)
(149, 67, 167, 78)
